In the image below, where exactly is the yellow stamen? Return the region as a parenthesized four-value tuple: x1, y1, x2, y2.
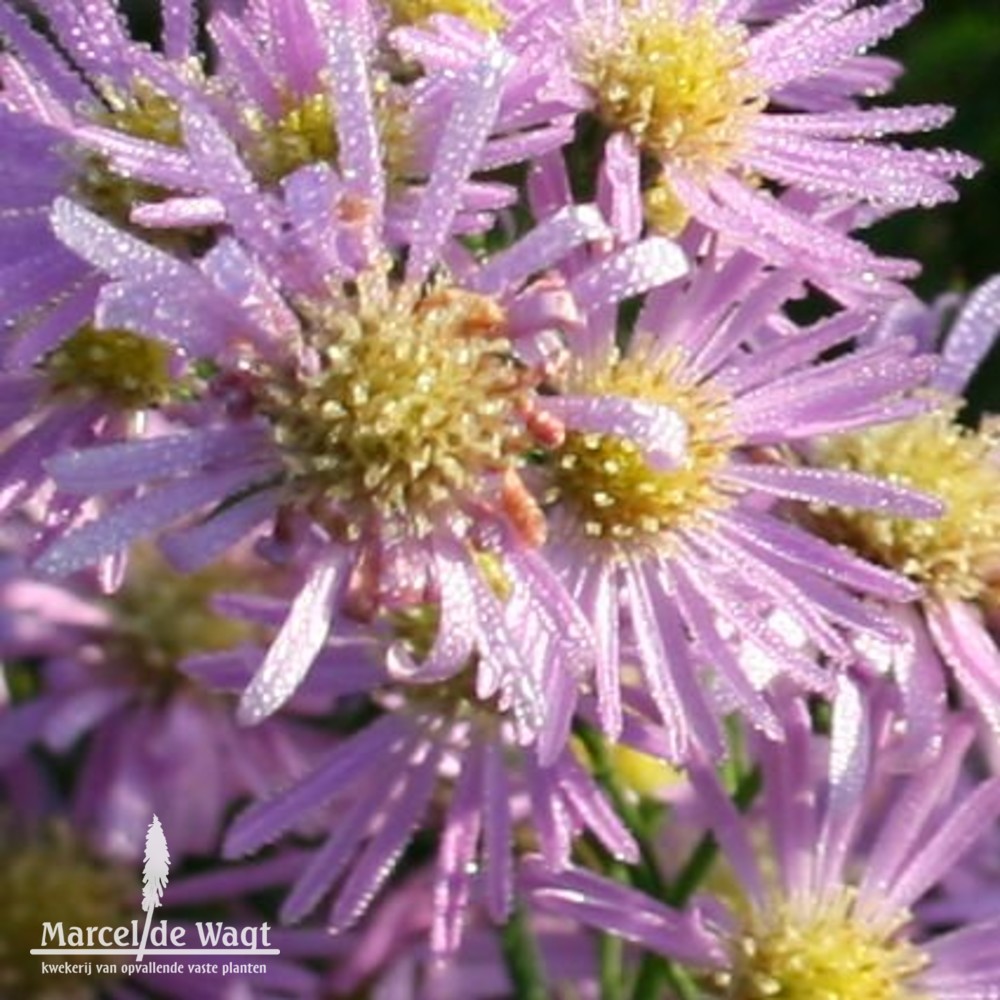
(242, 85, 414, 186)
(244, 92, 340, 186)
(725, 889, 928, 1000)
(546, 343, 736, 553)
(644, 175, 692, 235)
(810, 402, 1000, 601)
(388, 0, 506, 33)
(258, 268, 530, 533)
(577, 3, 763, 170)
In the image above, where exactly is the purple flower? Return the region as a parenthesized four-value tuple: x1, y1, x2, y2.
(0, 2, 218, 575)
(0, 546, 319, 861)
(276, 868, 600, 999)
(218, 645, 641, 953)
(527, 686, 1000, 998)
(0, 0, 207, 359)
(808, 276, 1000, 757)
(531, 243, 940, 760)
(397, 0, 977, 299)
(36, 41, 691, 744)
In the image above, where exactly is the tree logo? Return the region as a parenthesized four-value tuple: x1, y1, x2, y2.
(137, 815, 170, 961)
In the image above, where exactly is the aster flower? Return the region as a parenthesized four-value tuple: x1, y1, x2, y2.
(529, 238, 941, 760)
(217, 628, 651, 955)
(0, 0, 572, 556)
(527, 686, 1000, 999)
(123, 0, 573, 238)
(37, 29, 691, 747)
(0, 0, 209, 360)
(0, 546, 319, 861)
(397, 0, 977, 299)
(806, 275, 1000, 756)
(268, 868, 601, 999)
(0, 4, 212, 564)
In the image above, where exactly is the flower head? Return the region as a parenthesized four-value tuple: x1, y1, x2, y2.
(534, 245, 940, 759)
(0, 547, 316, 860)
(807, 277, 1000, 750)
(399, 0, 978, 299)
(220, 640, 640, 954)
(528, 689, 1000, 999)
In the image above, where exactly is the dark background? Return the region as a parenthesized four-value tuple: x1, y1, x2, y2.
(872, 0, 1000, 298)
(870, 0, 1000, 412)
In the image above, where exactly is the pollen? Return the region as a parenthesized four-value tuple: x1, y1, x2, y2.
(93, 79, 185, 146)
(105, 547, 261, 697)
(243, 91, 340, 186)
(0, 822, 129, 999)
(258, 268, 531, 534)
(725, 890, 928, 1000)
(242, 85, 414, 187)
(43, 325, 174, 410)
(643, 175, 692, 236)
(546, 343, 736, 553)
(388, 0, 506, 33)
(576, 3, 763, 170)
(809, 403, 1000, 601)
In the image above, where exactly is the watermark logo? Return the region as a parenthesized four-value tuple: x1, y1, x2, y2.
(138, 814, 169, 961)
(30, 815, 279, 981)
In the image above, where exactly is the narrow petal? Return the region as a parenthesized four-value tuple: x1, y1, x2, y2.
(238, 551, 345, 723)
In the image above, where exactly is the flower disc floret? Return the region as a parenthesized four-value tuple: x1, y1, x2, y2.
(547, 345, 735, 551)
(74, 80, 188, 240)
(0, 824, 129, 999)
(389, 0, 506, 32)
(577, 4, 763, 170)
(241, 85, 413, 187)
(43, 325, 174, 409)
(811, 403, 1000, 601)
(104, 549, 260, 696)
(726, 889, 928, 1000)
(243, 91, 340, 186)
(259, 269, 532, 532)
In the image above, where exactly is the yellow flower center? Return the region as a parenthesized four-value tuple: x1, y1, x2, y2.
(0, 823, 129, 1000)
(576, 3, 763, 170)
(243, 92, 340, 186)
(546, 344, 736, 553)
(43, 325, 174, 409)
(105, 548, 260, 696)
(93, 79, 185, 146)
(388, 0, 506, 33)
(724, 890, 928, 1000)
(809, 403, 1000, 601)
(242, 85, 414, 187)
(74, 80, 205, 255)
(259, 269, 531, 533)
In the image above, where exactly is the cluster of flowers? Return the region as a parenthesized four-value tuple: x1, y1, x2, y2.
(2, 0, 999, 996)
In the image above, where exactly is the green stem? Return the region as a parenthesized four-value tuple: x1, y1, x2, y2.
(499, 905, 548, 1000)
(599, 860, 630, 1000)
(576, 726, 670, 899)
(631, 767, 763, 999)
(631, 958, 701, 1000)
(666, 767, 762, 909)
